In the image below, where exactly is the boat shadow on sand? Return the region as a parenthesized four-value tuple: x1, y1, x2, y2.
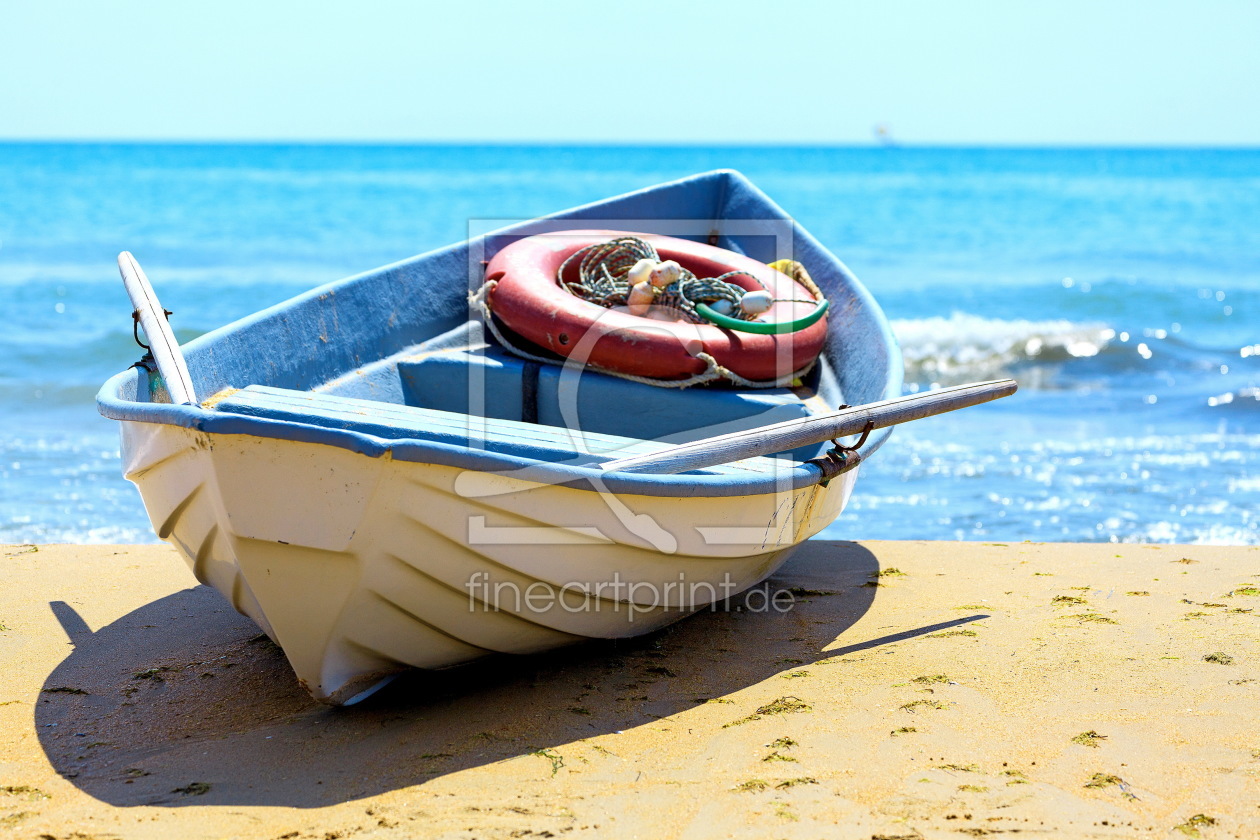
(36, 540, 982, 809)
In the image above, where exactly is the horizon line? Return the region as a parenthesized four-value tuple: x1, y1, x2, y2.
(2, 138, 1258, 151)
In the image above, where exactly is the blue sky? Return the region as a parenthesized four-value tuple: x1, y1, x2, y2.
(3, 0, 1257, 145)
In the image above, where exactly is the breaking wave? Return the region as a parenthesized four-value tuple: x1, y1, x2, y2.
(892, 313, 1116, 385)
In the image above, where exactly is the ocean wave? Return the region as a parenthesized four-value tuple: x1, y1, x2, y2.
(892, 313, 1116, 384)
(891, 312, 1260, 393)
(0, 522, 157, 545)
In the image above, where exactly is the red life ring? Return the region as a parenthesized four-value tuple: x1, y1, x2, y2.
(484, 231, 828, 382)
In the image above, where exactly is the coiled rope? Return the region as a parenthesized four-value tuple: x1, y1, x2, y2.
(559, 236, 752, 322)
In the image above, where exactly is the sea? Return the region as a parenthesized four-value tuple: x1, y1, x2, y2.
(1, 144, 1257, 545)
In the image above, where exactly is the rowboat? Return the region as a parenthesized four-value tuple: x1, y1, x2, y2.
(97, 170, 1014, 704)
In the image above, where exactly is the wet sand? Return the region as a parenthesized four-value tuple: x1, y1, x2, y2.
(1, 540, 1257, 839)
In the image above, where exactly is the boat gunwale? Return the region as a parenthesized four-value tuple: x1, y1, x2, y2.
(97, 370, 838, 498)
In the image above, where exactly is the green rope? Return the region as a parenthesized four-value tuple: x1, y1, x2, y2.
(559, 236, 753, 323)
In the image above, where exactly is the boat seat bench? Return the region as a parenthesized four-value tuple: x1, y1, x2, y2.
(391, 347, 824, 447)
(211, 385, 783, 474)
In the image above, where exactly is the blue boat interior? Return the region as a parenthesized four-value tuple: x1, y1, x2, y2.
(99, 170, 903, 489)
(209, 318, 836, 467)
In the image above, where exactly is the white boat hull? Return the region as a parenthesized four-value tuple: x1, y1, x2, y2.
(121, 420, 856, 704)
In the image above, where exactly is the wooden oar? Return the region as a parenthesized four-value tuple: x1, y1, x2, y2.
(599, 379, 1017, 475)
(118, 251, 198, 405)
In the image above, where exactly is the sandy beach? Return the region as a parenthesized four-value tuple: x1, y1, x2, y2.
(1, 540, 1257, 839)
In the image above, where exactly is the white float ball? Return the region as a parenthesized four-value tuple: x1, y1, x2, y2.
(739, 290, 775, 315)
